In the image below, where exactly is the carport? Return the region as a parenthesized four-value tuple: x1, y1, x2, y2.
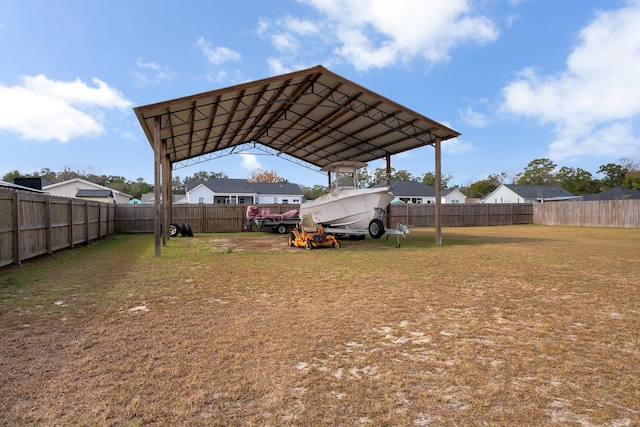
(133, 65, 460, 256)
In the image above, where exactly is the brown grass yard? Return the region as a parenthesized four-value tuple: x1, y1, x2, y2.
(1, 225, 638, 426)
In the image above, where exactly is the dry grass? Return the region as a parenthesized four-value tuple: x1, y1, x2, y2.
(1, 225, 638, 426)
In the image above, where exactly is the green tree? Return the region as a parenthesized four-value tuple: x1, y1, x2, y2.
(421, 172, 452, 190)
(556, 167, 597, 195)
(302, 184, 327, 200)
(465, 175, 502, 198)
(516, 158, 557, 185)
(172, 176, 185, 193)
(370, 167, 415, 186)
(127, 178, 153, 199)
(622, 171, 640, 190)
(2, 169, 23, 183)
(184, 171, 229, 182)
(597, 163, 628, 190)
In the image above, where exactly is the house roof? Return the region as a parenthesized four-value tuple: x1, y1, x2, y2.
(187, 179, 302, 195)
(375, 180, 435, 197)
(0, 180, 46, 193)
(579, 187, 640, 200)
(443, 187, 466, 196)
(43, 178, 132, 198)
(133, 65, 460, 172)
(13, 177, 52, 190)
(505, 184, 574, 199)
(76, 189, 113, 198)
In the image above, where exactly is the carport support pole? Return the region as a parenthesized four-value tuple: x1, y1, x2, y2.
(165, 153, 172, 243)
(161, 140, 170, 247)
(153, 116, 162, 257)
(435, 136, 442, 246)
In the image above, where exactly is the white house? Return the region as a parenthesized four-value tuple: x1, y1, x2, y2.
(185, 179, 303, 204)
(43, 178, 131, 203)
(482, 184, 574, 203)
(379, 180, 466, 204)
(442, 188, 467, 204)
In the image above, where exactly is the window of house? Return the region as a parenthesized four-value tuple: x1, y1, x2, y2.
(282, 199, 288, 204)
(198, 197, 204, 204)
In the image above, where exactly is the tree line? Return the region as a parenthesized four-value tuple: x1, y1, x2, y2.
(3, 157, 638, 201)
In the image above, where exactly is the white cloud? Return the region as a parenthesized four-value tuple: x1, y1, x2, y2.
(239, 152, 261, 170)
(0, 74, 132, 142)
(196, 37, 241, 64)
(267, 57, 295, 75)
(134, 58, 174, 87)
(500, 1, 640, 160)
(459, 107, 489, 128)
(443, 137, 474, 154)
(262, 0, 498, 71)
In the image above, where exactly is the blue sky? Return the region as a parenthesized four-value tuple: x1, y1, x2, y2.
(1, 0, 639, 188)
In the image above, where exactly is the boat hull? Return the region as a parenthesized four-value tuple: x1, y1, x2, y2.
(300, 187, 394, 230)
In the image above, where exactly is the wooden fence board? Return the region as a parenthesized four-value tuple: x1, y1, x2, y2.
(0, 189, 115, 267)
(533, 200, 640, 228)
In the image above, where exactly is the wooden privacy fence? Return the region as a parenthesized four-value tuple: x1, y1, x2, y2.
(388, 203, 533, 227)
(116, 204, 283, 233)
(115, 203, 535, 233)
(0, 189, 115, 267)
(534, 200, 640, 228)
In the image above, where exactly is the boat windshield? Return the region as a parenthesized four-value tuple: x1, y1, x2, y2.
(332, 170, 358, 190)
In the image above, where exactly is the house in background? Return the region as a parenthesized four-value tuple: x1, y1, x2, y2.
(379, 180, 466, 204)
(13, 177, 52, 191)
(482, 184, 575, 203)
(574, 187, 640, 201)
(1, 180, 46, 193)
(43, 178, 131, 203)
(141, 193, 188, 204)
(185, 179, 303, 204)
(384, 180, 435, 204)
(442, 187, 467, 204)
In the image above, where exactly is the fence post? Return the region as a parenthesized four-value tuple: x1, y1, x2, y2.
(45, 196, 52, 255)
(68, 199, 74, 249)
(12, 191, 21, 266)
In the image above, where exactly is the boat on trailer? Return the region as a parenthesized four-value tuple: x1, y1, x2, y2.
(300, 161, 397, 239)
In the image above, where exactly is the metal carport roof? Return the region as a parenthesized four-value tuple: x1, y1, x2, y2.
(133, 65, 461, 255)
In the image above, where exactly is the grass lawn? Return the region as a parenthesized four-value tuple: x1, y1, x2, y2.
(1, 225, 638, 426)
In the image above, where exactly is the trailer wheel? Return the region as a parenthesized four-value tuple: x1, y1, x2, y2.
(276, 224, 288, 234)
(288, 232, 296, 247)
(169, 223, 180, 237)
(368, 219, 385, 239)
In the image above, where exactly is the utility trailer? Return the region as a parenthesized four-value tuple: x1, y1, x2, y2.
(244, 205, 300, 234)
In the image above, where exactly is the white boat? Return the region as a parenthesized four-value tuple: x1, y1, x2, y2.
(300, 161, 395, 238)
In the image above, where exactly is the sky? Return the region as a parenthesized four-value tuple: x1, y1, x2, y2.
(1, 0, 639, 188)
